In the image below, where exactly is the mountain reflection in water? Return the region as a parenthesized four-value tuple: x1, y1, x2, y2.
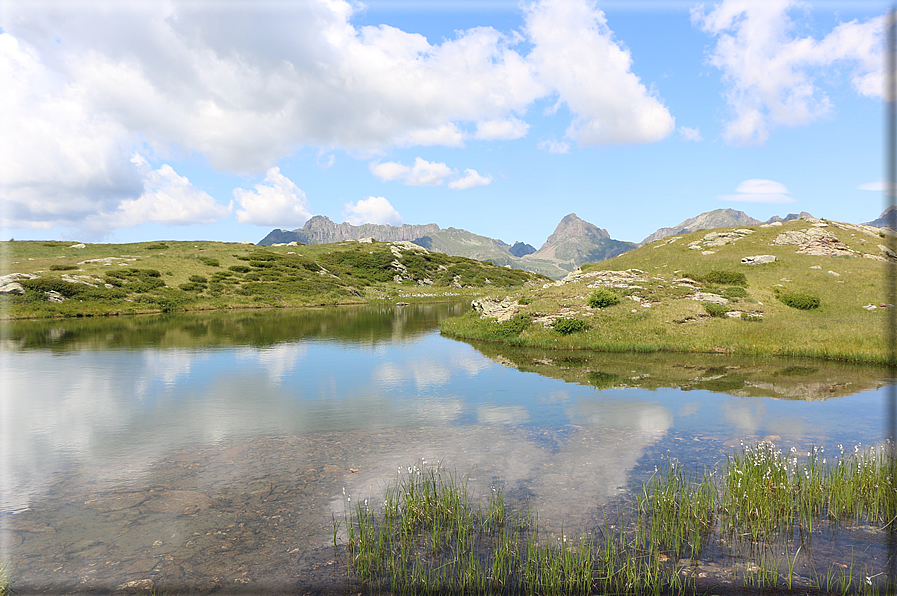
(0, 305, 891, 594)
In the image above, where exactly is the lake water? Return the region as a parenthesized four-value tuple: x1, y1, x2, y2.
(0, 304, 893, 594)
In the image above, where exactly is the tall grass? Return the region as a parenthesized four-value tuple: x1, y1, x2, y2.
(336, 444, 895, 594)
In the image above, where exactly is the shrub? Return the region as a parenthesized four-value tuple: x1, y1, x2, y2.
(144, 242, 169, 250)
(179, 282, 205, 292)
(588, 288, 621, 308)
(492, 314, 531, 338)
(776, 289, 820, 310)
(688, 270, 747, 286)
(198, 257, 220, 267)
(553, 318, 590, 335)
(229, 265, 251, 273)
(49, 264, 78, 271)
(188, 275, 208, 283)
(704, 303, 730, 318)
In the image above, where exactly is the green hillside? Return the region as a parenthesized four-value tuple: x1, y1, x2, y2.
(0, 239, 546, 319)
(440, 219, 897, 364)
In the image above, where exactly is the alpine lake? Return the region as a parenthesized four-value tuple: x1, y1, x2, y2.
(1, 302, 894, 595)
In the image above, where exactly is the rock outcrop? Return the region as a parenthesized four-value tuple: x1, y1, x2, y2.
(259, 216, 440, 246)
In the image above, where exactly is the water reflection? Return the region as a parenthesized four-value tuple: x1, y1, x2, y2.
(0, 305, 892, 593)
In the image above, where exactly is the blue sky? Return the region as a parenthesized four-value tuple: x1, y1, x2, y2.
(0, 0, 888, 247)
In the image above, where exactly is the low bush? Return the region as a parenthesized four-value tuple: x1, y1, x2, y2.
(776, 289, 820, 310)
(588, 288, 621, 308)
(229, 265, 251, 273)
(723, 286, 748, 298)
(188, 275, 208, 283)
(492, 314, 532, 338)
(198, 257, 220, 267)
(688, 270, 747, 286)
(179, 282, 206, 292)
(49, 264, 78, 271)
(553, 318, 590, 335)
(704, 303, 730, 318)
(144, 242, 169, 250)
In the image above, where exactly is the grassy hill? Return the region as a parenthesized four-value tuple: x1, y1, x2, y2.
(0, 239, 546, 319)
(440, 219, 897, 364)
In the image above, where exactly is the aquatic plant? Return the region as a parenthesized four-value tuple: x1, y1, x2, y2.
(336, 443, 895, 594)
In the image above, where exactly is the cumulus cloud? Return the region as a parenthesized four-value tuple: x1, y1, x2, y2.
(679, 126, 703, 142)
(342, 196, 403, 226)
(448, 169, 493, 190)
(693, 0, 882, 145)
(538, 138, 571, 154)
(371, 158, 492, 189)
(525, 0, 675, 145)
(718, 178, 795, 203)
(232, 167, 312, 227)
(2, 0, 679, 231)
(370, 158, 453, 186)
(474, 117, 530, 141)
(91, 155, 230, 228)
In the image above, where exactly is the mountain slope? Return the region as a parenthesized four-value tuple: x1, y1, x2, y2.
(865, 206, 897, 229)
(526, 213, 636, 269)
(640, 209, 762, 245)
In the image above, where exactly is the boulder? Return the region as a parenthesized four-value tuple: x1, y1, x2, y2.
(0, 282, 25, 295)
(741, 255, 777, 265)
(45, 290, 66, 303)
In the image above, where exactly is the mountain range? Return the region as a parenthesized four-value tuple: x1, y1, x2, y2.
(260, 207, 894, 280)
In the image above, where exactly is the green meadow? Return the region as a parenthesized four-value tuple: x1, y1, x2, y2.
(0, 239, 545, 319)
(441, 219, 897, 364)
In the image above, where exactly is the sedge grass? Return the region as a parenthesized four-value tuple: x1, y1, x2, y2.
(336, 443, 894, 594)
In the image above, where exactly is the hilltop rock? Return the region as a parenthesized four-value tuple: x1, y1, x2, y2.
(641, 209, 761, 245)
(772, 227, 855, 257)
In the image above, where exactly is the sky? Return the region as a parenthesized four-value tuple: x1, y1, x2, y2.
(0, 0, 890, 248)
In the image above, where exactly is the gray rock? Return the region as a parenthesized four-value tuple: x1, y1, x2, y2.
(0, 273, 39, 285)
(741, 255, 777, 265)
(691, 292, 730, 305)
(0, 282, 25, 295)
(45, 290, 66, 303)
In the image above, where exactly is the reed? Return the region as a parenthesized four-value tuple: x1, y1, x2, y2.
(334, 443, 895, 594)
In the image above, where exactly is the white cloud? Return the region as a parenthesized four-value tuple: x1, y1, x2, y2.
(525, 0, 675, 145)
(371, 158, 493, 189)
(2, 0, 680, 231)
(693, 0, 883, 146)
(538, 138, 571, 154)
(342, 196, 403, 226)
(474, 117, 529, 141)
(232, 167, 311, 227)
(449, 169, 493, 190)
(370, 158, 453, 186)
(91, 156, 230, 228)
(718, 178, 795, 203)
(857, 180, 896, 192)
(678, 126, 703, 142)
